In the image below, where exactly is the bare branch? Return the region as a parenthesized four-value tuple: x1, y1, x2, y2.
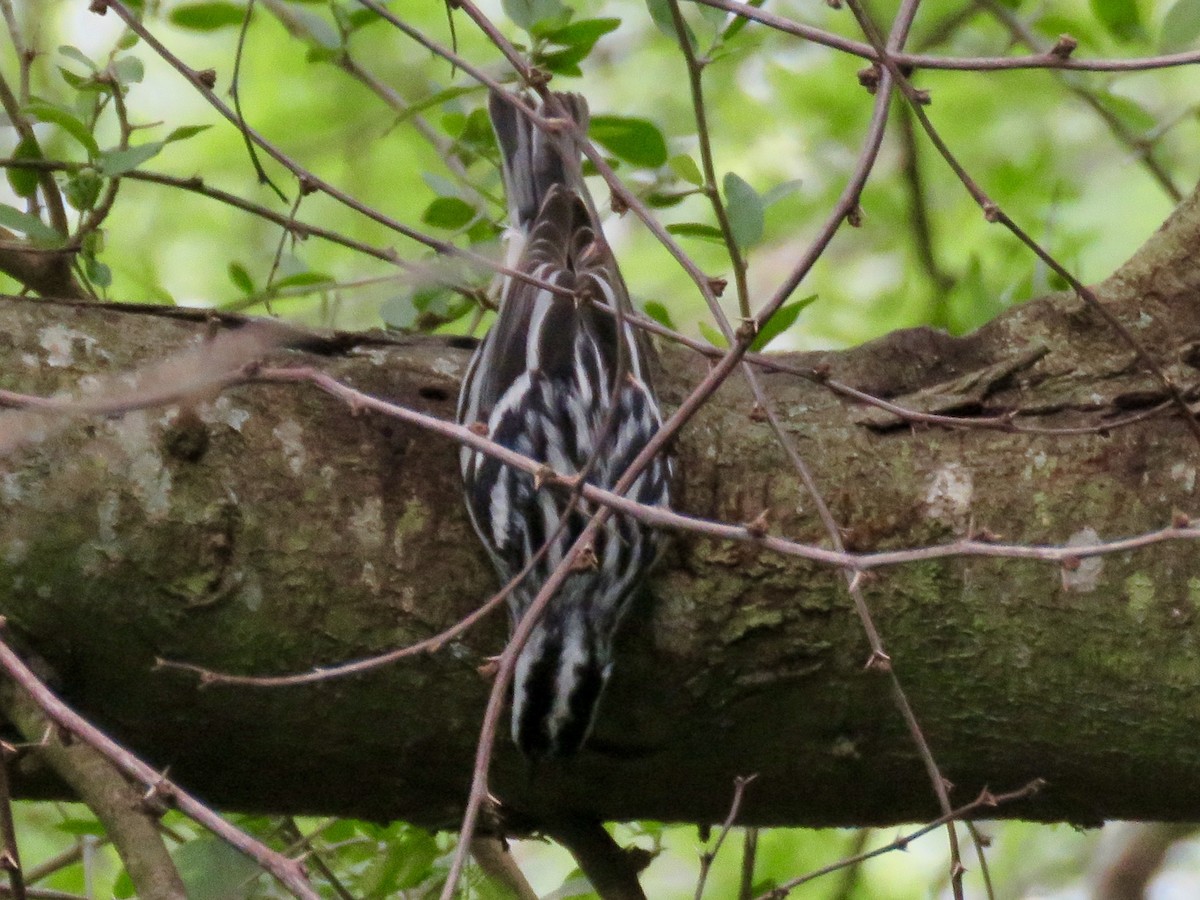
(0, 625, 319, 900)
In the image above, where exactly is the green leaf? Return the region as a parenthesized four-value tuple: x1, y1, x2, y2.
(761, 178, 803, 207)
(1090, 0, 1144, 41)
(228, 262, 255, 295)
(85, 254, 112, 288)
(169, 2, 249, 31)
(0, 203, 62, 242)
(539, 51, 585, 76)
(273, 271, 333, 289)
(340, 3, 387, 31)
(65, 169, 103, 211)
(668, 154, 704, 186)
(543, 17, 620, 47)
(422, 196, 476, 230)
(539, 16, 620, 72)
(58, 45, 97, 71)
(1162, 0, 1200, 50)
(723, 171, 764, 249)
(97, 141, 165, 176)
(289, 6, 341, 49)
(698, 320, 728, 348)
(666, 221, 724, 243)
(54, 817, 107, 836)
(645, 0, 695, 48)
(643, 300, 675, 329)
(368, 827, 439, 892)
(1093, 91, 1156, 133)
(24, 99, 101, 157)
(501, 0, 569, 32)
(646, 190, 689, 208)
(589, 115, 668, 167)
(380, 294, 417, 329)
(112, 870, 135, 899)
(173, 836, 261, 900)
(749, 295, 817, 351)
(722, 0, 766, 41)
(8, 136, 41, 198)
(395, 85, 480, 126)
(110, 55, 144, 85)
(165, 124, 212, 143)
(57, 67, 89, 91)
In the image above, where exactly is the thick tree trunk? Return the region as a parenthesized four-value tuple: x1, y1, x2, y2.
(3, 188, 1200, 830)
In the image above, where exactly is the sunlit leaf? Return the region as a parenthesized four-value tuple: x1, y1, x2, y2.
(669, 154, 704, 186)
(112, 870, 135, 899)
(53, 817, 107, 836)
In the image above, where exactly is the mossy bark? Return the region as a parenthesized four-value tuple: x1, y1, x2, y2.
(2, 190, 1200, 829)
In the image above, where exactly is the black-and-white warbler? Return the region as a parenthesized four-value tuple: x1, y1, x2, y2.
(457, 92, 671, 757)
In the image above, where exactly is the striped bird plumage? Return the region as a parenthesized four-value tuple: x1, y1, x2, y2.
(457, 92, 671, 757)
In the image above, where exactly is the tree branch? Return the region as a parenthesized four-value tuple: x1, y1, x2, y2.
(2, 182, 1200, 829)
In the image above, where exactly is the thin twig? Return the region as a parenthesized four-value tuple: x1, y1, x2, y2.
(0, 70, 69, 237)
(738, 828, 757, 900)
(695, 775, 756, 900)
(755, 782, 1043, 899)
(688, 0, 1200, 72)
(843, 0, 1200, 452)
(0, 624, 319, 900)
(0, 745, 25, 900)
(92, 0, 567, 300)
(665, 0, 751, 320)
(976, 0, 1182, 203)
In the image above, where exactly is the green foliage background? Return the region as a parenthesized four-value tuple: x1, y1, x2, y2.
(4, 0, 1200, 895)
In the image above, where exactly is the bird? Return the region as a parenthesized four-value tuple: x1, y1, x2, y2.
(456, 91, 671, 758)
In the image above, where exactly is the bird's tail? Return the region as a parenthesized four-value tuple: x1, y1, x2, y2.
(488, 91, 590, 233)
